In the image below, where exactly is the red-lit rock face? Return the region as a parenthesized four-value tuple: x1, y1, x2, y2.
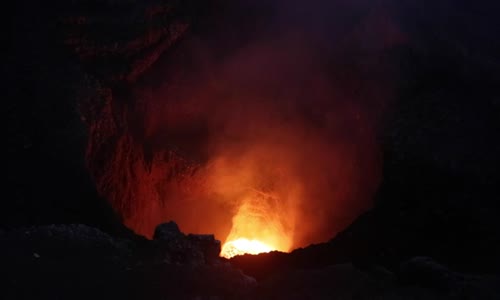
(79, 1, 405, 252)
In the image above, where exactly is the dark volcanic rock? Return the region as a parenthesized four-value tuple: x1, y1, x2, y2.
(242, 256, 500, 300)
(3, 0, 197, 238)
(187, 234, 222, 264)
(2, 223, 254, 300)
(149, 222, 222, 265)
(153, 221, 183, 240)
(254, 263, 391, 300)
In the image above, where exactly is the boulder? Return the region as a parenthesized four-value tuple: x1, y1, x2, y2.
(188, 234, 222, 264)
(151, 222, 222, 265)
(153, 221, 184, 240)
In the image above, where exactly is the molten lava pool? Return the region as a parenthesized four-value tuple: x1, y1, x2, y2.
(220, 238, 274, 258)
(219, 190, 293, 258)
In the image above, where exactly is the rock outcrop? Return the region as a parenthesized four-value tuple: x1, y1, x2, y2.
(147, 222, 222, 265)
(1, 222, 255, 300)
(3, 0, 197, 237)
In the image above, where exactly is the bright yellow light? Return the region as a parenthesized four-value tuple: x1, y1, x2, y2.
(220, 238, 275, 258)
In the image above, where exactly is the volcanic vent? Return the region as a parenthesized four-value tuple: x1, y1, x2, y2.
(81, 0, 400, 256)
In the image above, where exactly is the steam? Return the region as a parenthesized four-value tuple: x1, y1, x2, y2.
(90, 0, 405, 249)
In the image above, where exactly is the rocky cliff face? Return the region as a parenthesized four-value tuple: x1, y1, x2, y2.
(66, 1, 196, 236)
(3, 0, 196, 235)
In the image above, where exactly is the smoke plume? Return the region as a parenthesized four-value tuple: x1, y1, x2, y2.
(88, 0, 405, 249)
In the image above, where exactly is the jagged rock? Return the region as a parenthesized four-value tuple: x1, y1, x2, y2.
(187, 234, 222, 264)
(150, 222, 221, 265)
(1, 224, 255, 299)
(64, 1, 197, 237)
(153, 221, 184, 240)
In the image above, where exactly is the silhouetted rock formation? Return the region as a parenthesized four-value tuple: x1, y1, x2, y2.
(148, 222, 222, 265)
(153, 221, 183, 240)
(1, 223, 256, 300)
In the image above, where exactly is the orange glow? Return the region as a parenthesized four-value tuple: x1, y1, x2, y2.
(85, 18, 386, 249)
(220, 238, 274, 258)
(204, 148, 298, 258)
(216, 180, 294, 258)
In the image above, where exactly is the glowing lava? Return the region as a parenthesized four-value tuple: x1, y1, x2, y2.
(219, 190, 293, 259)
(220, 238, 274, 258)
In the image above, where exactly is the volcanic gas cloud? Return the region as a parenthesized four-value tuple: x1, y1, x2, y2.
(86, 1, 402, 257)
